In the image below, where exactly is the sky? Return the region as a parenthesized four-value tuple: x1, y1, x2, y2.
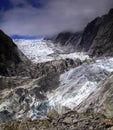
(0, 0, 113, 38)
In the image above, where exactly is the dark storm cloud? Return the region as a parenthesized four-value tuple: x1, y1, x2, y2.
(0, 0, 113, 36)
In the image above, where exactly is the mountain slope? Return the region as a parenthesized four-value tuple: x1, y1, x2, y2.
(88, 9, 113, 56)
(0, 30, 29, 76)
(51, 9, 113, 57)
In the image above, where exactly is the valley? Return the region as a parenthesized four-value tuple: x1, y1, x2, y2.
(0, 8, 113, 130)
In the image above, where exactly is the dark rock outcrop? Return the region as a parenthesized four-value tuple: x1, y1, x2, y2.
(0, 30, 29, 76)
(77, 8, 113, 57)
(54, 32, 74, 46)
(88, 9, 113, 56)
(76, 17, 102, 52)
(50, 32, 82, 47)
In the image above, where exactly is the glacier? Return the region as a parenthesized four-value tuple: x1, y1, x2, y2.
(14, 39, 55, 62)
(24, 57, 113, 119)
(46, 58, 113, 113)
(14, 39, 90, 63)
(1, 39, 113, 120)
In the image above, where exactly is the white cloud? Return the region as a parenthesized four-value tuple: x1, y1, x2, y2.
(0, 0, 113, 36)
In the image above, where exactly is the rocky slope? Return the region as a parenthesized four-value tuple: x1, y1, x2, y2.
(1, 111, 113, 130)
(53, 32, 82, 48)
(45, 31, 82, 53)
(51, 9, 113, 57)
(88, 9, 113, 56)
(0, 30, 30, 76)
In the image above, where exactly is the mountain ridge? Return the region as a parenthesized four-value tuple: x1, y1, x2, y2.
(47, 8, 113, 57)
(0, 30, 30, 76)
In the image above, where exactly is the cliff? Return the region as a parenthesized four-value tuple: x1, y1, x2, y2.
(0, 30, 29, 76)
(51, 9, 113, 57)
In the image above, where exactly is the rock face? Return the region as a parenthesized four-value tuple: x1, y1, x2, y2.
(88, 9, 113, 56)
(50, 32, 82, 53)
(1, 111, 113, 130)
(0, 30, 29, 76)
(51, 9, 113, 57)
(55, 32, 76, 46)
(77, 17, 102, 52)
(57, 32, 82, 47)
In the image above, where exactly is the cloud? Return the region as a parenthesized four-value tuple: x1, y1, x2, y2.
(0, 0, 113, 37)
(9, 0, 28, 6)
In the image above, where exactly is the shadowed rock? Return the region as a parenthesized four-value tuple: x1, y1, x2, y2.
(0, 30, 29, 76)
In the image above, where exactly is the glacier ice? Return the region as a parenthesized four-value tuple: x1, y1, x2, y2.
(14, 39, 55, 63)
(1, 39, 113, 119)
(47, 57, 113, 113)
(14, 39, 90, 63)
